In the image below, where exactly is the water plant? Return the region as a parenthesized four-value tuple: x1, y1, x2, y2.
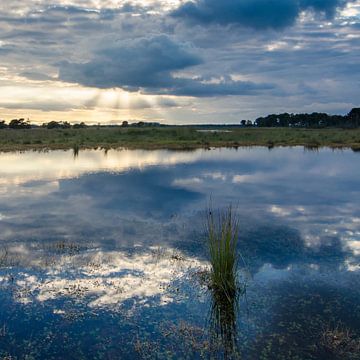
(72, 143, 80, 158)
(206, 204, 239, 301)
(0, 248, 9, 268)
(206, 204, 242, 358)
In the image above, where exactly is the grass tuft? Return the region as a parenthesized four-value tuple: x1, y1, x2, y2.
(205, 204, 242, 356)
(206, 204, 239, 302)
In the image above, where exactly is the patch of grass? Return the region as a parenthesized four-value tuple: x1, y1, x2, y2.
(1, 127, 360, 151)
(206, 204, 239, 301)
(205, 205, 245, 355)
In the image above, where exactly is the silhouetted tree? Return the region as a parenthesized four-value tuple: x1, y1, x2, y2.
(255, 110, 360, 128)
(121, 121, 129, 127)
(9, 118, 31, 129)
(0, 120, 7, 129)
(43, 121, 71, 129)
(348, 108, 360, 127)
(73, 122, 87, 129)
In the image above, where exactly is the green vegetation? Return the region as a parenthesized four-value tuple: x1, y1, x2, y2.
(206, 205, 239, 300)
(206, 205, 241, 356)
(254, 107, 360, 127)
(1, 126, 360, 151)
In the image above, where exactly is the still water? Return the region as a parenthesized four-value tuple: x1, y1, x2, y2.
(0, 147, 359, 359)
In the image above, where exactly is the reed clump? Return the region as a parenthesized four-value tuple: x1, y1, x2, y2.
(206, 205, 239, 302)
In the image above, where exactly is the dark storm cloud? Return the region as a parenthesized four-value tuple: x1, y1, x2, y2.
(58, 34, 275, 96)
(172, 0, 350, 30)
(59, 34, 202, 88)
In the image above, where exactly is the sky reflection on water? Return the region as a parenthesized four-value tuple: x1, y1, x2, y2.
(0, 147, 360, 358)
(1, 147, 359, 260)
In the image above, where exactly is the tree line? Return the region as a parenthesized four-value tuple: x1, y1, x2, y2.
(1, 108, 359, 129)
(0, 119, 86, 129)
(253, 108, 360, 128)
(0, 119, 163, 129)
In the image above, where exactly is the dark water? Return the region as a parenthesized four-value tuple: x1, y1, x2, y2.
(0, 147, 359, 359)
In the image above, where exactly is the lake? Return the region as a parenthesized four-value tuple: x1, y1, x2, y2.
(0, 147, 359, 359)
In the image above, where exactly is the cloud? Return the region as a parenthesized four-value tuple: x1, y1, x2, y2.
(58, 34, 275, 97)
(0, 0, 358, 120)
(164, 78, 276, 97)
(172, 0, 350, 30)
(20, 71, 55, 81)
(0, 94, 180, 112)
(59, 35, 202, 88)
(0, 100, 74, 112)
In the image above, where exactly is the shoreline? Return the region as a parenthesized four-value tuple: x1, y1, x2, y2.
(0, 143, 360, 153)
(0, 127, 359, 152)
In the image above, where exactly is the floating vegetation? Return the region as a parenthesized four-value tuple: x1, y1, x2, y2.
(320, 324, 360, 359)
(51, 240, 81, 255)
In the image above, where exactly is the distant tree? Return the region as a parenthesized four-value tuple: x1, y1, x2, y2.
(348, 108, 360, 127)
(137, 121, 145, 127)
(246, 120, 253, 126)
(254, 110, 360, 128)
(8, 118, 31, 129)
(121, 120, 129, 127)
(240, 120, 246, 126)
(73, 122, 87, 129)
(42, 121, 71, 129)
(46, 121, 61, 129)
(0, 120, 7, 129)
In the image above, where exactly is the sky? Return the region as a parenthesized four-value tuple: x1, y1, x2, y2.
(0, 0, 359, 124)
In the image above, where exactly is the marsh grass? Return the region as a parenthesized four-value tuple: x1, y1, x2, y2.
(1, 127, 360, 151)
(72, 143, 80, 158)
(206, 205, 239, 302)
(205, 205, 243, 357)
(210, 300, 239, 359)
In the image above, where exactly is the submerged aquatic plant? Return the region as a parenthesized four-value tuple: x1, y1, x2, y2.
(0, 248, 9, 268)
(320, 323, 360, 358)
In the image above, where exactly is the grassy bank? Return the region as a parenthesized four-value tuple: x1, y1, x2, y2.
(0, 126, 360, 151)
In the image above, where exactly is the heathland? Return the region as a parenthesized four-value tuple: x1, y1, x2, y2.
(0, 126, 360, 151)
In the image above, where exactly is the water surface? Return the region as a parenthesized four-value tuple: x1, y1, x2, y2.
(0, 147, 359, 359)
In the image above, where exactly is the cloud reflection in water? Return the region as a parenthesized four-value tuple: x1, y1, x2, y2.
(1, 247, 207, 309)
